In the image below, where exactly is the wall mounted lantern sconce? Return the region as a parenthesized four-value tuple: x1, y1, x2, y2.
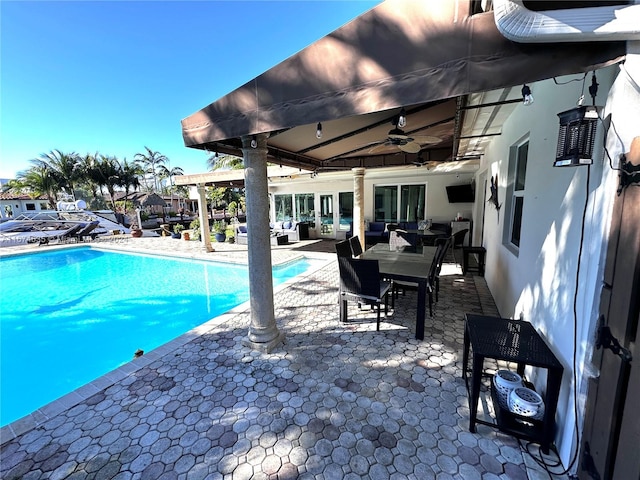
(250, 135, 258, 148)
(554, 106, 599, 167)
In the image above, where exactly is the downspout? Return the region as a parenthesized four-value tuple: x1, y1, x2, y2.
(493, 0, 640, 43)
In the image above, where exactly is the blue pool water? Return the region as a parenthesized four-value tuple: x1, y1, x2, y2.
(0, 247, 312, 426)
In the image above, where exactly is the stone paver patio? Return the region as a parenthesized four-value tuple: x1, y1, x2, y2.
(0, 237, 569, 479)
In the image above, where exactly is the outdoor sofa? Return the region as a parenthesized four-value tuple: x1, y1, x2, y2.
(236, 225, 248, 245)
(270, 220, 302, 242)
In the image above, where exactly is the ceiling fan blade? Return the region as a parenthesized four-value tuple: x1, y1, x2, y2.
(399, 142, 421, 154)
(367, 142, 390, 154)
(412, 135, 442, 145)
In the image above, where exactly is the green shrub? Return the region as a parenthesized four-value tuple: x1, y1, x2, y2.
(189, 218, 201, 241)
(212, 220, 227, 234)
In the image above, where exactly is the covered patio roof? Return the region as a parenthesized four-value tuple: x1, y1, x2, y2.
(175, 165, 312, 188)
(181, 0, 625, 173)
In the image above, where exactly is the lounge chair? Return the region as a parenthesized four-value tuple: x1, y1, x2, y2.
(70, 221, 100, 242)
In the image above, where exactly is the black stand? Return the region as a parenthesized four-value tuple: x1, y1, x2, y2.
(462, 314, 564, 453)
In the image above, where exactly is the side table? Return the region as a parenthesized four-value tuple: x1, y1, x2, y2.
(270, 234, 288, 245)
(462, 314, 564, 453)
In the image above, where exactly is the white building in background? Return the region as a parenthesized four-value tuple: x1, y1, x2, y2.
(0, 193, 50, 219)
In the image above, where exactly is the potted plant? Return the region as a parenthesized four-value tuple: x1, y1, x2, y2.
(172, 224, 184, 239)
(213, 220, 227, 242)
(189, 219, 200, 241)
(130, 225, 143, 238)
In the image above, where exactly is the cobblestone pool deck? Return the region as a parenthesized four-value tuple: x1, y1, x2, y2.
(0, 236, 569, 479)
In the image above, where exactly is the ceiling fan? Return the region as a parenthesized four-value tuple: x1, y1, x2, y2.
(370, 127, 442, 154)
(412, 152, 439, 168)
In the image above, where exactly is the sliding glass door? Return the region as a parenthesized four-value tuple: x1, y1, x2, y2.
(374, 183, 426, 224)
(319, 194, 334, 237)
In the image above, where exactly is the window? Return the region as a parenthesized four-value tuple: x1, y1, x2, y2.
(400, 184, 426, 222)
(274, 194, 293, 221)
(338, 192, 353, 231)
(504, 140, 529, 252)
(26, 203, 36, 211)
(295, 193, 314, 224)
(374, 184, 426, 223)
(374, 186, 398, 222)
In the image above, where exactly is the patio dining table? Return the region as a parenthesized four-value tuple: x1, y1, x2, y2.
(361, 243, 437, 340)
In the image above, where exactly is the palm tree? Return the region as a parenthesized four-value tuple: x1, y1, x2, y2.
(119, 159, 143, 208)
(134, 147, 167, 192)
(36, 149, 81, 199)
(207, 152, 243, 171)
(156, 165, 184, 195)
(76, 152, 102, 203)
(1, 178, 25, 194)
(93, 155, 121, 210)
(16, 162, 59, 208)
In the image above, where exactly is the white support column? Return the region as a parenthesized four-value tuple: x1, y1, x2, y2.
(353, 167, 366, 251)
(241, 133, 284, 352)
(196, 184, 214, 252)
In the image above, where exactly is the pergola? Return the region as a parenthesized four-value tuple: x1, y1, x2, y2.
(178, 0, 624, 351)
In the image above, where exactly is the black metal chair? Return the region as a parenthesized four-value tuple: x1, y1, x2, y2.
(337, 257, 391, 331)
(348, 235, 363, 257)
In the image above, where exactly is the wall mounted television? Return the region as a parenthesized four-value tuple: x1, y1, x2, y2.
(446, 184, 475, 203)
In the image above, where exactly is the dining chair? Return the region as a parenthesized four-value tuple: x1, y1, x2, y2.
(433, 236, 452, 301)
(335, 239, 353, 257)
(389, 229, 416, 252)
(348, 235, 363, 257)
(337, 257, 391, 331)
(392, 239, 447, 316)
(452, 228, 469, 248)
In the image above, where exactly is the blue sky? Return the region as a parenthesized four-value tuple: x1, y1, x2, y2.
(0, 0, 380, 179)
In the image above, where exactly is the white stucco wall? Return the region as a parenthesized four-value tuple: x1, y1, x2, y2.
(476, 58, 639, 467)
(0, 199, 51, 218)
(268, 165, 477, 237)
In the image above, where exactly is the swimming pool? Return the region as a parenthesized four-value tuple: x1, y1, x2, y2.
(0, 247, 313, 426)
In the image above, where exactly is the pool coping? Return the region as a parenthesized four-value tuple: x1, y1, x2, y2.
(0, 246, 334, 444)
